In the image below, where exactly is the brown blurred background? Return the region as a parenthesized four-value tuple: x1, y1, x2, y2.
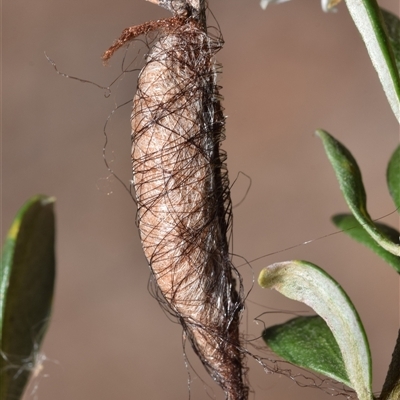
(2, 0, 399, 399)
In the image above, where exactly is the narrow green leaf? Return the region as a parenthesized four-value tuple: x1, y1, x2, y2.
(0, 195, 56, 400)
(258, 260, 373, 400)
(332, 214, 400, 273)
(316, 129, 400, 257)
(263, 315, 350, 386)
(344, 0, 400, 122)
(387, 145, 400, 211)
(381, 9, 400, 75)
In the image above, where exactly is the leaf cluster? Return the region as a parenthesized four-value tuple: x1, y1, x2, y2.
(259, 2, 400, 399)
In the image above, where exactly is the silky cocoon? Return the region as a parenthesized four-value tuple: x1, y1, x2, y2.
(103, 5, 248, 399)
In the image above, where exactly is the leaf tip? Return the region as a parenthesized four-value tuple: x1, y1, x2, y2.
(315, 129, 330, 140)
(40, 196, 56, 205)
(7, 219, 22, 241)
(258, 267, 270, 288)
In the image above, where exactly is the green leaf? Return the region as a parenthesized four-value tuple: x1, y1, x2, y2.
(258, 260, 373, 400)
(380, 328, 400, 400)
(316, 129, 400, 257)
(0, 195, 56, 400)
(332, 214, 400, 273)
(344, 0, 400, 122)
(263, 315, 350, 386)
(381, 9, 400, 75)
(387, 145, 400, 211)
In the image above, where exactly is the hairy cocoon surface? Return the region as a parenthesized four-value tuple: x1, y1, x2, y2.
(131, 19, 248, 400)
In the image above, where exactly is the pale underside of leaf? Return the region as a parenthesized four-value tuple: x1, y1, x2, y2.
(344, 0, 400, 122)
(259, 260, 373, 400)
